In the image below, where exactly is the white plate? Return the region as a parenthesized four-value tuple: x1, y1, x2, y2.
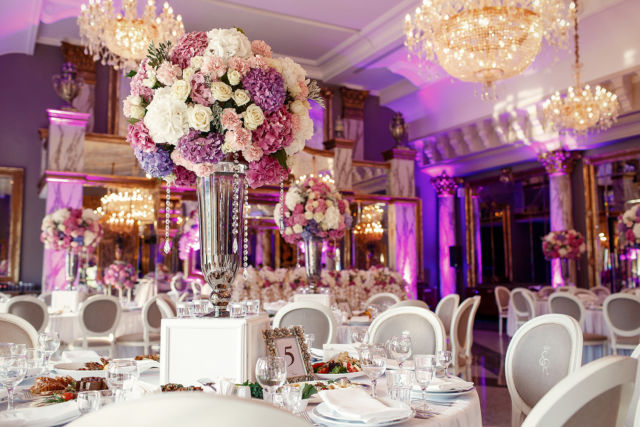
(53, 363, 107, 380)
(411, 387, 474, 401)
(316, 372, 366, 381)
(311, 398, 414, 426)
(292, 380, 361, 404)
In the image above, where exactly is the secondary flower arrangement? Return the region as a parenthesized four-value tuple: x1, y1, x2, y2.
(124, 28, 322, 188)
(542, 229, 586, 260)
(275, 174, 352, 244)
(103, 262, 137, 290)
(40, 208, 103, 253)
(178, 217, 200, 260)
(618, 204, 640, 246)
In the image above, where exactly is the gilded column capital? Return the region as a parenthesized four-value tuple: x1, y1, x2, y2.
(61, 42, 96, 85)
(340, 87, 369, 120)
(431, 171, 459, 197)
(538, 149, 575, 176)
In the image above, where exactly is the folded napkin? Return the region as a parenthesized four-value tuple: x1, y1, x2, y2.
(348, 315, 371, 324)
(427, 376, 474, 392)
(136, 359, 160, 373)
(60, 350, 101, 363)
(128, 380, 160, 399)
(318, 387, 412, 424)
(0, 401, 79, 427)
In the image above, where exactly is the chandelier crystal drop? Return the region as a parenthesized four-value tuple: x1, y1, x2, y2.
(78, 0, 184, 71)
(542, 1, 620, 134)
(404, 0, 573, 98)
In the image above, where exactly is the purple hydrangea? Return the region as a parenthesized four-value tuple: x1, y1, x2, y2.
(176, 130, 224, 164)
(135, 148, 174, 178)
(242, 68, 286, 114)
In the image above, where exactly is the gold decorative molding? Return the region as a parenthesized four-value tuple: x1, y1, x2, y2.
(431, 171, 459, 197)
(464, 186, 476, 288)
(107, 67, 120, 135)
(382, 147, 417, 162)
(340, 87, 369, 120)
(321, 87, 334, 141)
(538, 149, 577, 176)
(61, 42, 97, 85)
(323, 138, 355, 151)
(582, 160, 599, 288)
(352, 159, 391, 170)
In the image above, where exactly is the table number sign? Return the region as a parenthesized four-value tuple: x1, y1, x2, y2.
(263, 326, 315, 383)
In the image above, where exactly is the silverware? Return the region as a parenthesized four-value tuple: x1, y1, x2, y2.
(197, 377, 217, 392)
(19, 389, 34, 400)
(426, 399, 454, 407)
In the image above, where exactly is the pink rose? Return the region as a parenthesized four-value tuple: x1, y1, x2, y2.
(201, 55, 226, 78)
(156, 61, 181, 86)
(251, 40, 272, 58)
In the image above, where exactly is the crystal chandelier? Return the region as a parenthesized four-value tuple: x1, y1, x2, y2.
(354, 204, 384, 243)
(404, 0, 573, 98)
(542, 1, 620, 134)
(95, 188, 156, 231)
(78, 0, 184, 71)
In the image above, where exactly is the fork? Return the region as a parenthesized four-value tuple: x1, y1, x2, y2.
(19, 389, 33, 400)
(300, 411, 323, 426)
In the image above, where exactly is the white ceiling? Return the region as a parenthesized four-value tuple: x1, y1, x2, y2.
(1, 0, 639, 163)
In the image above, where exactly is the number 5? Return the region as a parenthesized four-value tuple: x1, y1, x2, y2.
(284, 345, 295, 367)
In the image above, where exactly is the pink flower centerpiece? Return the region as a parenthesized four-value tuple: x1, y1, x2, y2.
(103, 262, 137, 291)
(618, 204, 640, 246)
(123, 28, 322, 187)
(275, 174, 352, 244)
(40, 208, 103, 253)
(542, 229, 586, 260)
(178, 217, 200, 261)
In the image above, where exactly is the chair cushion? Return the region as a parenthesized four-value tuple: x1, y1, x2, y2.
(616, 335, 640, 345)
(583, 333, 607, 343)
(72, 337, 113, 347)
(115, 333, 161, 343)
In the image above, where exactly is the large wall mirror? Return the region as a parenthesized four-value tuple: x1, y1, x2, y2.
(0, 167, 23, 283)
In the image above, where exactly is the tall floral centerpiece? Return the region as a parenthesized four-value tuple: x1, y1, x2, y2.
(40, 208, 103, 289)
(618, 204, 640, 287)
(124, 28, 321, 316)
(542, 229, 585, 286)
(274, 174, 351, 292)
(103, 262, 137, 300)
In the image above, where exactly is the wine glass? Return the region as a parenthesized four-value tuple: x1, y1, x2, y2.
(38, 332, 60, 375)
(436, 350, 452, 377)
(413, 354, 437, 418)
(350, 327, 369, 352)
(388, 331, 413, 369)
(255, 356, 286, 406)
(10, 344, 27, 357)
(25, 349, 45, 377)
(0, 355, 27, 411)
(360, 345, 386, 398)
(76, 391, 102, 414)
(106, 359, 139, 403)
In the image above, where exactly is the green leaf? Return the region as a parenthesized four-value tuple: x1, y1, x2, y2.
(127, 118, 140, 125)
(273, 150, 288, 171)
(126, 70, 137, 78)
(301, 383, 317, 400)
(240, 381, 263, 399)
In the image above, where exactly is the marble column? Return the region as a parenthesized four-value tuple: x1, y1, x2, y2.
(382, 147, 417, 197)
(61, 42, 97, 132)
(539, 149, 576, 286)
(464, 186, 482, 287)
(388, 202, 418, 298)
(323, 138, 355, 191)
(46, 109, 90, 172)
(340, 87, 369, 161)
(432, 172, 459, 297)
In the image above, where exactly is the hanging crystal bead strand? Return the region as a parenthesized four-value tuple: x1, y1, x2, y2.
(279, 178, 285, 234)
(232, 154, 240, 254)
(163, 182, 171, 254)
(243, 177, 249, 280)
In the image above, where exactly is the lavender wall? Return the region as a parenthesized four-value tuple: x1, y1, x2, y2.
(363, 95, 396, 162)
(415, 169, 438, 290)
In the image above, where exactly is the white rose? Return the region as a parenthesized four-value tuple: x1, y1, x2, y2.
(143, 87, 189, 145)
(304, 211, 313, 220)
(52, 209, 70, 223)
(127, 95, 142, 106)
(243, 104, 265, 130)
(211, 81, 233, 102)
(190, 55, 204, 70)
(285, 227, 293, 235)
(182, 67, 195, 83)
(188, 104, 213, 132)
(324, 206, 340, 230)
(206, 28, 252, 59)
(285, 190, 302, 211)
(293, 224, 303, 234)
(313, 212, 324, 222)
(84, 231, 95, 246)
(227, 70, 241, 86)
(232, 89, 250, 107)
(142, 70, 156, 88)
(129, 105, 145, 120)
(171, 80, 191, 102)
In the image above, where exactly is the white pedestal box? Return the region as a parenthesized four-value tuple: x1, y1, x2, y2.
(293, 293, 332, 306)
(160, 315, 270, 386)
(51, 290, 81, 312)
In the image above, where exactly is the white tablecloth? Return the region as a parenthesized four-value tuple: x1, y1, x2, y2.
(47, 308, 143, 344)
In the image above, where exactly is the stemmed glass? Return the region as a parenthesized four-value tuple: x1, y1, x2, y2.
(10, 344, 27, 357)
(388, 331, 413, 369)
(436, 350, 452, 377)
(413, 354, 437, 418)
(106, 359, 139, 403)
(350, 327, 369, 353)
(38, 332, 60, 375)
(25, 349, 45, 377)
(0, 355, 27, 411)
(255, 356, 286, 406)
(360, 345, 386, 398)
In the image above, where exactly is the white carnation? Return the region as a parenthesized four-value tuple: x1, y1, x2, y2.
(279, 57, 306, 96)
(182, 67, 195, 83)
(143, 87, 189, 145)
(324, 205, 341, 230)
(188, 104, 213, 132)
(190, 55, 204, 70)
(52, 209, 70, 223)
(129, 105, 145, 120)
(142, 69, 156, 88)
(285, 189, 302, 211)
(206, 28, 252, 59)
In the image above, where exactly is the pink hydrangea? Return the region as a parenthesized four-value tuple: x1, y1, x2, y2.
(246, 155, 288, 188)
(227, 57, 250, 75)
(252, 107, 293, 155)
(173, 165, 196, 187)
(126, 121, 156, 152)
(104, 262, 137, 290)
(221, 108, 242, 130)
(130, 59, 154, 102)
(201, 55, 226, 78)
(156, 61, 181, 86)
(170, 31, 209, 69)
(251, 40, 272, 58)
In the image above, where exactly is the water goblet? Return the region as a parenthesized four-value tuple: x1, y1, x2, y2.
(360, 345, 386, 398)
(38, 332, 60, 375)
(0, 355, 27, 411)
(303, 333, 315, 350)
(76, 391, 102, 414)
(255, 356, 286, 406)
(436, 350, 452, 377)
(388, 331, 413, 369)
(106, 359, 139, 403)
(387, 369, 414, 404)
(10, 344, 27, 357)
(350, 327, 369, 352)
(25, 349, 45, 377)
(413, 354, 437, 418)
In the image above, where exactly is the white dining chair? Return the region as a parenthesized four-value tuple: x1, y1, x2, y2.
(510, 288, 536, 330)
(73, 295, 121, 357)
(6, 295, 49, 333)
(157, 294, 177, 317)
(603, 293, 640, 355)
(115, 296, 165, 354)
(367, 306, 446, 355)
(364, 292, 401, 307)
(522, 356, 636, 427)
(591, 286, 610, 299)
(38, 291, 52, 306)
(506, 314, 583, 427)
(450, 296, 481, 379)
(495, 286, 510, 336)
(435, 293, 460, 339)
(0, 313, 39, 347)
(626, 344, 640, 427)
(66, 393, 309, 427)
(537, 286, 555, 299)
(548, 292, 607, 355)
(556, 286, 576, 293)
(273, 301, 337, 346)
(0, 292, 10, 301)
(389, 299, 429, 310)
(155, 296, 175, 318)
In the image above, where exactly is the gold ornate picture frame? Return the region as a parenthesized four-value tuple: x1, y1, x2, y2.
(263, 326, 315, 383)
